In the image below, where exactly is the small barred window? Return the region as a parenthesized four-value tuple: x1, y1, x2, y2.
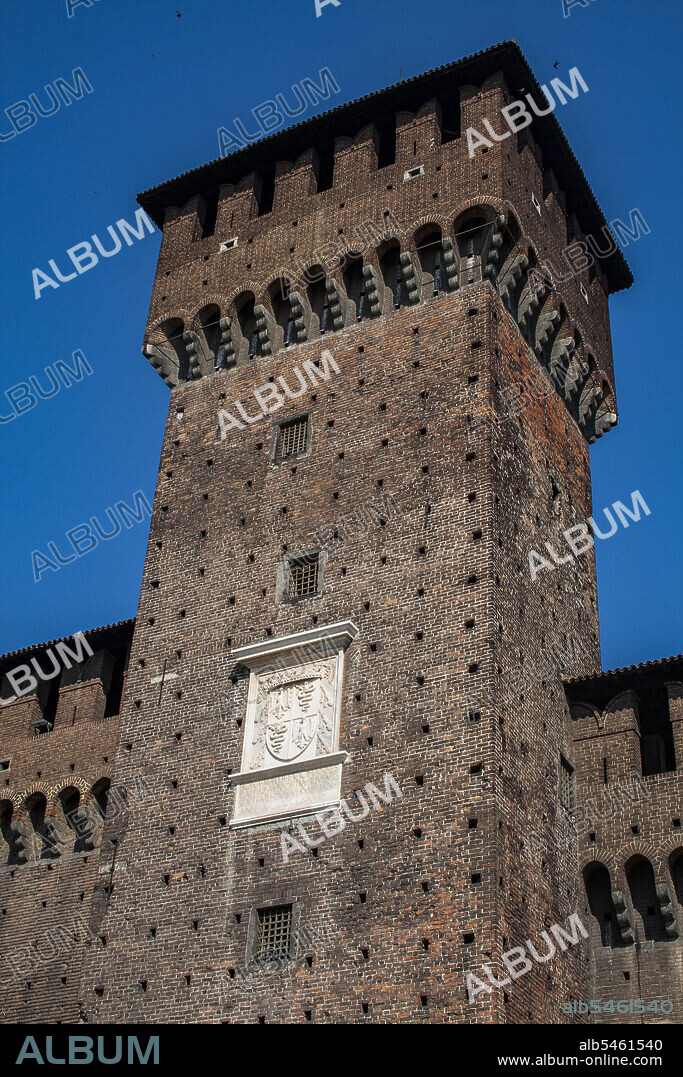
(288, 555, 319, 599)
(559, 755, 575, 811)
(256, 905, 292, 963)
(278, 416, 308, 460)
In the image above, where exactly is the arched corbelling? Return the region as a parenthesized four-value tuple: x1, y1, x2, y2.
(583, 861, 623, 948)
(412, 221, 443, 249)
(185, 303, 223, 378)
(74, 794, 111, 840)
(52, 785, 83, 853)
(334, 135, 353, 153)
(0, 798, 22, 866)
(377, 236, 421, 310)
(451, 201, 500, 236)
(342, 254, 382, 321)
(480, 71, 509, 94)
(89, 774, 112, 807)
(24, 791, 59, 861)
(375, 236, 402, 262)
(270, 277, 308, 349)
(570, 701, 603, 730)
(225, 281, 261, 309)
(591, 374, 618, 438)
(580, 851, 618, 876)
(379, 240, 412, 311)
(625, 854, 670, 942)
(341, 254, 363, 320)
(48, 776, 91, 805)
(353, 123, 378, 148)
(306, 266, 342, 338)
(16, 782, 52, 814)
(451, 204, 500, 290)
(617, 845, 660, 889)
(596, 691, 640, 736)
(396, 109, 416, 127)
(409, 214, 449, 245)
(144, 315, 191, 386)
(417, 97, 440, 119)
(516, 246, 548, 342)
(231, 290, 269, 360)
(486, 209, 522, 291)
(413, 223, 450, 298)
(189, 296, 225, 329)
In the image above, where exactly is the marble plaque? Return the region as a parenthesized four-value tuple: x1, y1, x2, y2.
(229, 622, 358, 827)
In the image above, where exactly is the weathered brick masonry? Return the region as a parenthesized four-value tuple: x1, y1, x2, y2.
(0, 622, 133, 1022)
(0, 42, 679, 1024)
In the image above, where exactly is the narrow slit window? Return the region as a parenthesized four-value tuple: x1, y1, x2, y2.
(255, 905, 292, 963)
(559, 755, 575, 811)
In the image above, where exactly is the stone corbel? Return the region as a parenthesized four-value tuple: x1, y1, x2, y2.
(325, 279, 344, 331)
(534, 309, 561, 360)
(253, 304, 273, 356)
(215, 317, 237, 370)
(183, 330, 202, 379)
(361, 265, 383, 317)
(613, 889, 634, 945)
(656, 883, 679, 939)
(441, 237, 458, 290)
(484, 214, 507, 281)
(549, 336, 576, 399)
(498, 252, 529, 310)
(288, 291, 309, 343)
(399, 252, 421, 305)
(517, 278, 548, 335)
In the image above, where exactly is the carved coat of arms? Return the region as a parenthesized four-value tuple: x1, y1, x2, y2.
(265, 678, 321, 762)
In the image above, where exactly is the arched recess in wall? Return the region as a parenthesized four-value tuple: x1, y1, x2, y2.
(505, 244, 539, 325)
(625, 855, 668, 942)
(343, 255, 367, 320)
(306, 264, 337, 336)
(451, 204, 499, 288)
(145, 318, 189, 383)
(268, 279, 298, 347)
(92, 777, 111, 817)
(669, 848, 683, 908)
(25, 792, 58, 861)
(414, 223, 447, 296)
(379, 240, 407, 309)
(305, 264, 326, 330)
(56, 785, 84, 854)
(194, 304, 223, 369)
(0, 799, 21, 866)
(583, 861, 623, 948)
(233, 291, 262, 359)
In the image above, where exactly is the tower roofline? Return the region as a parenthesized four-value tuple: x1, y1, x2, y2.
(137, 40, 632, 294)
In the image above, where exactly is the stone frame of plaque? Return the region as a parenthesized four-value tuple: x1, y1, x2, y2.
(228, 621, 358, 828)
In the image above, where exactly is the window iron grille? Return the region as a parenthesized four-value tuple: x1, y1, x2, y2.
(289, 556, 319, 598)
(279, 417, 308, 459)
(255, 905, 292, 963)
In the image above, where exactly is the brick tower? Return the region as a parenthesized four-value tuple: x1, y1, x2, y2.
(72, 42, 635, 1023)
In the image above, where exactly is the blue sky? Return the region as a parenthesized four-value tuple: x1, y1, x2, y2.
(0, 0, 680, 669)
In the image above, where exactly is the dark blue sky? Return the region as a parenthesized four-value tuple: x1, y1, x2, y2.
(0, 0, 680, 669)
